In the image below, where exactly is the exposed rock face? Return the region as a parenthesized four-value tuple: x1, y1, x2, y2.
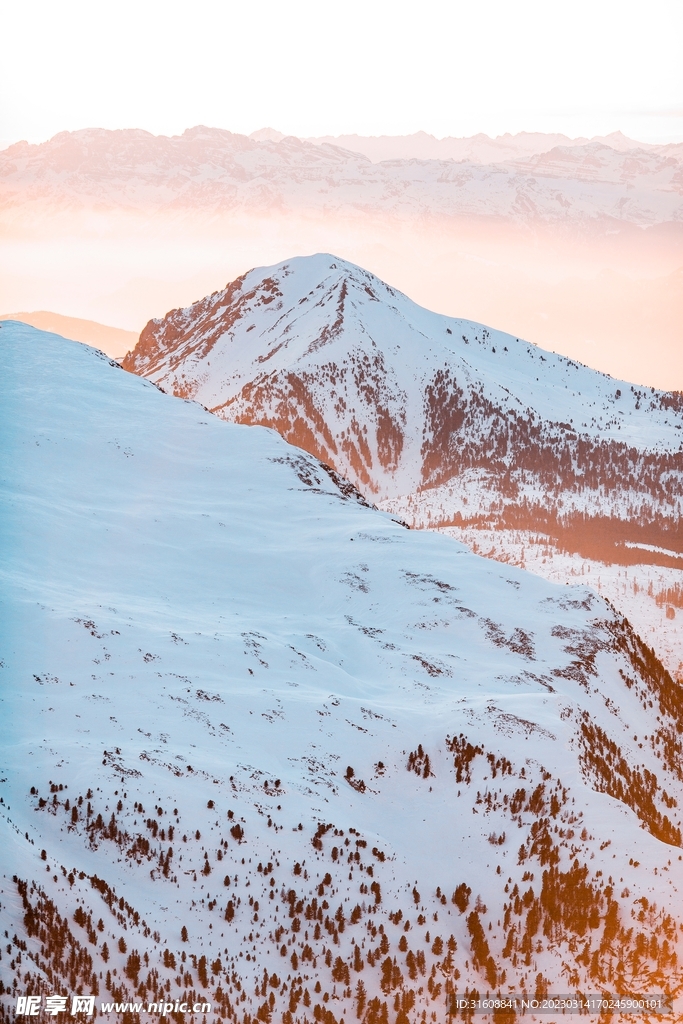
(124, 257, 415, 495)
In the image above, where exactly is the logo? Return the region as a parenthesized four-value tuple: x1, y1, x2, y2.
(16, 997, 95, 1016)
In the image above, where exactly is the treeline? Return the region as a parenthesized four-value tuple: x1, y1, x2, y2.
(579, 716, 681, 847)
(421, 367, 683, 503)
(7, 732, 683, 1024)
(438, 505, 683, 567)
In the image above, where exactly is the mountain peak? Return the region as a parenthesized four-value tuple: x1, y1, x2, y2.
(123, 253, 683, 582)
(249, 126, 287, 143)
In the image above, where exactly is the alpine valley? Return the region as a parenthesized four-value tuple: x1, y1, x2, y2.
(3, 309, 683, 1023)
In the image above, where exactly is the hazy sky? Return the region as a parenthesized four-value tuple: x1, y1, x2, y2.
(2, 0, 682, 146)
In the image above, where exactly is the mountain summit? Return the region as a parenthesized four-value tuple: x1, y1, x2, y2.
(124, 254, 683, 565)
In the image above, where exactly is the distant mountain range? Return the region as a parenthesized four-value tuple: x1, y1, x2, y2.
(298, 128, 676, 164)
(2, 125, 681, 226)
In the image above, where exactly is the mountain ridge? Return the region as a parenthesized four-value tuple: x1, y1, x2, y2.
(0, 311, 136, 357)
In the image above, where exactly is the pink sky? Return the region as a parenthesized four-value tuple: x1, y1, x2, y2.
(1, 0, 682, 147)
(1, 2, 681, 390)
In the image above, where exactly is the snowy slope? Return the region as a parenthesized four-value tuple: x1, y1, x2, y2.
(432, 528, 683, 684)
(3, 322, 683, 1021)
(123, 255, 683, 553)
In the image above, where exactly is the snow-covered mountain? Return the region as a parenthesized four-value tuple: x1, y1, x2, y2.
(123, 254, 683, 560)
(122, 254, 683, 680)
(4, 321, 683, 1021)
